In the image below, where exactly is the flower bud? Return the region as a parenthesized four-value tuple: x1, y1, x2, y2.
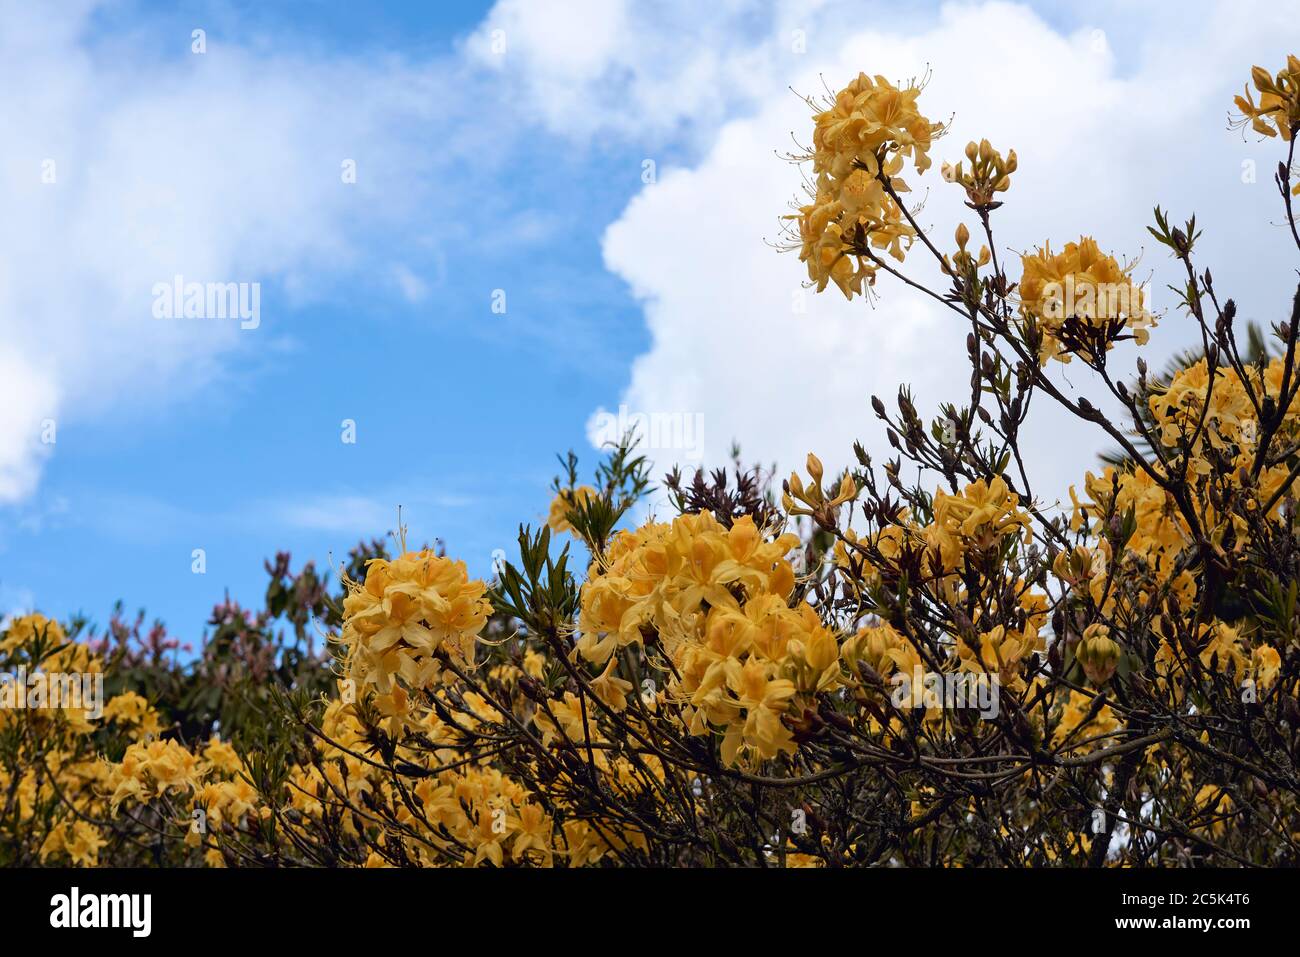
(1076, 624, 1121, 685)
(806, 452, 824, 485)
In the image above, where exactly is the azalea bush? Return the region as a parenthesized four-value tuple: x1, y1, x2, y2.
(6, 54, 1300, 868)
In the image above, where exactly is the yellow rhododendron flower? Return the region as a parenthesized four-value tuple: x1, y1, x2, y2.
(787, 71, 946, 298)
(941, 138, 1017, 206)
(1232, 55, 1300, 142)
(547, 485, 597, 535)
(339, 550, 492, 694)
(39, 820, 106, 867)
(1018, 236, 1155, 364)
(0, 612, 66, 654)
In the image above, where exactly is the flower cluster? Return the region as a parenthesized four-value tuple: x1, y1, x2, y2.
(578, 510, 824, 766)
(1018, 236, 1155, 364)
(1233, 55, 1300, 141)
(926, 476, 1033, 570)
(547, 485, 597, 535)
(0, 612, 64, 655)
(338, 550, 493, 694)
(941, 138, 1016, 206)
(104, 739, 205, 810)
(789, 72, 945, 298)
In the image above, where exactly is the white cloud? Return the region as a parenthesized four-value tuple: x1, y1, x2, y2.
(464, 0, 787, 142)
(597, 0, 1300, 509)
(0, 2, 473, 503)
(0, 352, 57, 502)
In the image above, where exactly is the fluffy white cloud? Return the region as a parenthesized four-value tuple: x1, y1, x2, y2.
(598, 0, 1300, 509)
(464, 0, 789, 142)
(0, 1, 475, 502)
(0, 353, 57, 502)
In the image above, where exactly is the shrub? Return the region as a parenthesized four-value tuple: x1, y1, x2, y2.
(6, 54, 1300, 868)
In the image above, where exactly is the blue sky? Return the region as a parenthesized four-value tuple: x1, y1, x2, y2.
(5, 0, 1300, 648)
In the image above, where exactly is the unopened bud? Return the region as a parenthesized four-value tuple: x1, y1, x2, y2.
(1076, 624, 1121, 685)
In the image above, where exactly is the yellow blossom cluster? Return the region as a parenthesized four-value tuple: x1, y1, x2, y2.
(790, 72, 945, 299)
(1018, 236, 1155, 364)
(102, 690, 163, 739)
(956, 623, 1041, 692)
(338, 549, 493, 694)
(1070, 356, 1300, 586)
(1234, 56, 1300, 195)
(0, 612, 64, 655)
(1234, 56, 1300, 142)
(1070, 468, 1188, 586)
(578, 510, 825, 766)
(262, 556, 658, 867)
(836, 477, 1033, 589)
(39, 821, 107, 868)
(104, 738, 205, 811)
(1148, 357, 1300, 508)
(926, 476, 1033, 570)
(941, 138, 1016, 206)
(840, 620, 917, 686)
(577, 512, 798, 665)
(673, 593, 840, 766)
(1052, 689, 1120, 752)
(547, 485, 597, 535)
